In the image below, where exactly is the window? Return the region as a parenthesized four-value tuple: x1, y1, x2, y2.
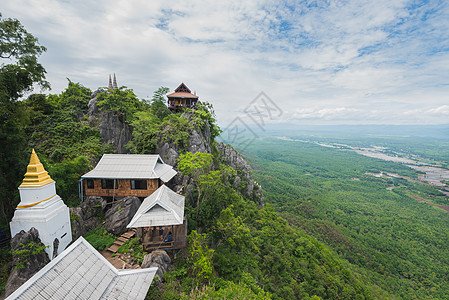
(101, 179, 116, 189)
(86, 179, 94, 189)
(131, 180, 147, 190)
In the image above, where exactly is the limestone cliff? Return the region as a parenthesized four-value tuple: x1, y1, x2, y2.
(154, 111, 264, 206)
(88, 90, 132, 154)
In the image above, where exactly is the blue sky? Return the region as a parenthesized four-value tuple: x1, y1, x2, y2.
(2, 0, 449, 126)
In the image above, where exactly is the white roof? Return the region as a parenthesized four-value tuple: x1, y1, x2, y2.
(6, 237, 157, 300)
(127, 185, 185, 228)
(81, 154, 177, 182)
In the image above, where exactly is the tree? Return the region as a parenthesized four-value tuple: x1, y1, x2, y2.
(186, 230, 215, 286)
(193, 102, 221, 140)
(177, 152, 213, 220)
(127, 111, 160, 154)
(0, 13, 49, 224)
(97, 86, 141, 123)
(149, 86, 170, 120)
(0, 13, 49, 100)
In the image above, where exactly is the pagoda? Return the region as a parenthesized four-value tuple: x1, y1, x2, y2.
(10, 149, 72, 260)
(108, 73, 118, 90)
(167, 83, 199, 112)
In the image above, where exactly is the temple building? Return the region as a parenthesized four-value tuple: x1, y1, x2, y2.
(127, 185, 187, 251)
(167, 83, 199, 112)
(10, 149, 72, 260)
(80, 154, 177, 201)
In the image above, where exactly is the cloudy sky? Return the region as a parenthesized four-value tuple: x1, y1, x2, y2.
(3, 0, 449, 126)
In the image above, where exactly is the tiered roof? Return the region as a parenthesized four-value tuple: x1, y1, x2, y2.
(167, 83, 198, 99)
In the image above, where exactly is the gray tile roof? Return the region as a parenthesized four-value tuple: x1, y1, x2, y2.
(6, 237, 157, 300)
(81, 154, 177, 182)
(127, 185, 185, 228)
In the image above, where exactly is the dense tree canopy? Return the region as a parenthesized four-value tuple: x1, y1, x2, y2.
(0, 13, 49, 222)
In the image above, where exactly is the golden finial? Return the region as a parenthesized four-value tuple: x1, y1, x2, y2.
(19, 149, 54, 188)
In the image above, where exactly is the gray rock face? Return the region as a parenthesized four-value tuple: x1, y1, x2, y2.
(156, 111, 211, 167)
(104, 197, 141, 236)
(70, 196, 106, 239)
(141, 250, 171, 281)
(98, 110, 132, 154)
(217, 143, 265, 205)
(88, 91, 132, 154)
(4, 228, 50, 298)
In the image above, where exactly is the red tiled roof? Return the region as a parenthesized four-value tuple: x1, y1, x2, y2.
(167, 92, 199, 99)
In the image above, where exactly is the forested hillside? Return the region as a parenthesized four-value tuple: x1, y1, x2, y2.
(245, 137, 449, 299)
(1, 79, 394, 299)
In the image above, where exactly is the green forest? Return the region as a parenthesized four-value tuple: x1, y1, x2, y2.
(244, 137, 449, 299)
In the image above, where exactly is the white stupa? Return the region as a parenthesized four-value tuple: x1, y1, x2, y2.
(10, 149, 72, 260)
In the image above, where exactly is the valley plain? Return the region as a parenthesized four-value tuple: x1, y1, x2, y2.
(244, 131, 449, 299)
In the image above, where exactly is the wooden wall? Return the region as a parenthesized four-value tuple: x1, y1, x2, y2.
(83, 178, 160, 198)
(141, 218, 188, 251)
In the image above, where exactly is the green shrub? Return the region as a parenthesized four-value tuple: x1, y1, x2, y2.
(84, 226, 116, 250)
(117, 237, 144, 264)
(12, 242, 48, 269)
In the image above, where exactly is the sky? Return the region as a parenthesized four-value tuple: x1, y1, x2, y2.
(2, 0, 449, 127)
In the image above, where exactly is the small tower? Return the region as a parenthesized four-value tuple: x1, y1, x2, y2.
(108, 74, 113, 90)
(113, 73, 118, 90)
(10, 149, 72, 260)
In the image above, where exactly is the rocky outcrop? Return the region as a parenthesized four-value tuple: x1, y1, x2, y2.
(88, 91, 132, 154)
(217, 143, 265, 205)
(70, 196, 106, 239)
(156, 111, 211, 166)
(141, 250, 171, 281)
(104, 197, 141, 236)
(4, 228, 50, 298)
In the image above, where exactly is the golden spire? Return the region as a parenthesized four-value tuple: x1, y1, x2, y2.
(19, 149, 54, 188)
(108, 74, 113, 89)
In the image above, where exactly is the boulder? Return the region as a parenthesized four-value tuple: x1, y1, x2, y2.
(104, 197, 141, 236)
(141, 250, 171, 281)
(4, 228, 50, 297)
(70, 196, 106, 239)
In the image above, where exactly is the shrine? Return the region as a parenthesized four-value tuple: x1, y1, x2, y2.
(167, 83, 199, 112)
(10, 149, 72, 260)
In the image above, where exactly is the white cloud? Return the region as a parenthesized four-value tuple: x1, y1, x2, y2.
(293, 107, 361, 120)
(2, 0, 449, 125)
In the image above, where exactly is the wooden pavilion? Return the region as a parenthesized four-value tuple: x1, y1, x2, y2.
(167, 83, 199, 112)
(80, 154, 177, 201)
(127, 185, 187, 252)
